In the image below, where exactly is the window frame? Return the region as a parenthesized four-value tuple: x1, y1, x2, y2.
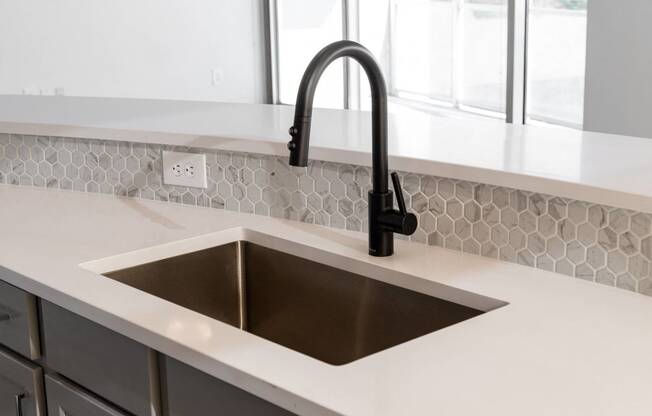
(264, 0, 584, 128)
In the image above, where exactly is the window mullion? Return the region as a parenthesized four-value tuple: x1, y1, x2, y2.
(506, 0, 527, 124)
(388, 0, 398, 98)
(452, 0, 464, 110)
(263, 0, 280, 105)
(343, 0, 361, 110)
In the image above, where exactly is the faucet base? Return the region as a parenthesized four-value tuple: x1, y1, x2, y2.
(368, 191, 394, 257)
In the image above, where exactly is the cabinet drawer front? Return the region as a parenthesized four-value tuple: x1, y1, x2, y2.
(0, 280, 40, 359)
(45, 375, 128, 416)
(40, 301, 159, 416)
(0, 346, 45, 416)
(161, 356, 295, 416)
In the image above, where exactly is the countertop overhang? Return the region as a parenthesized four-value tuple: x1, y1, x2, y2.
(1, 185, 652, 416)
(2, 95, 652, 213)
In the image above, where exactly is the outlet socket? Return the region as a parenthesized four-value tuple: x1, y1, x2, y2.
(162, 150, 207, 188)
(211, 68, 223, 85)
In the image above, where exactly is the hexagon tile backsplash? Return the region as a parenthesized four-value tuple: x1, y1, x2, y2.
(1, 133, 652, 297)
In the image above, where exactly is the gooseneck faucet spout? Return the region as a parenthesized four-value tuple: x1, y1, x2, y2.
(287, 40, 417, 257)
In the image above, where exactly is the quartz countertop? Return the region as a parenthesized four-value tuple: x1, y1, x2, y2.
(2, 95, 652, 213)
(1, 185, 651, 415)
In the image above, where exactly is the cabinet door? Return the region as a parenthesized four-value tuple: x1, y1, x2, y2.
(40, 301, 159, 416)
(161, 356, 295, 416)
(0, 280, 40, 360)
(0, 347, 45, 416)
(45, 375, 128, 416)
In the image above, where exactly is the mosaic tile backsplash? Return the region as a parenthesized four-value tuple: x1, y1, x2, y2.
(1, 133, 652, 297)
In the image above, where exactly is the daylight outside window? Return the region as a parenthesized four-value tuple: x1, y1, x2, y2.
(276, 0, 345, 109)
(526, 0, 588, 128)
(272, 0, 588, 129)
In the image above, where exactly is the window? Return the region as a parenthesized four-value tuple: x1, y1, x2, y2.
(268, 0, 588, 129)
(385, 0, 508, 117)
(390, 1, 457, 105)
(526, 0, 588, 128)
(276, 0, 345, 109)
(460, 0, 508, 114)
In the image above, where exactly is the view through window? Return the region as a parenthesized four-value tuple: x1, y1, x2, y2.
(276, 0, 345, 108)
(387, 0, 507, 117)
(272, 0, 588, 128)
(527, 0, 587, 128)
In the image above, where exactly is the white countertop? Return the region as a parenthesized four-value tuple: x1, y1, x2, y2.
(2, 95, 652, 213)
(1, 185, 651, 415)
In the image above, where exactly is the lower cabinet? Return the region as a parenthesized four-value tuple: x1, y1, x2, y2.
(160, 356, 295, 416)
(45, 374, 128, 416)
(0, 280, 40, 360)
(0, 284, 297, 416)
(0, 346, 44, 416)
(40, 301, 160, 416)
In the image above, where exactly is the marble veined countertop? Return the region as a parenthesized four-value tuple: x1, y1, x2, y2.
(1, 185, 651, 415)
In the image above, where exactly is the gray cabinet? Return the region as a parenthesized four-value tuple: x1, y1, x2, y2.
(45, 374, 128, 416)
(0, 280, 295, 416)
(160, 356, 295, 416)
(0, 347, 44, 416)
(0, 281, 40, 360)
(40, 301, 160, 416)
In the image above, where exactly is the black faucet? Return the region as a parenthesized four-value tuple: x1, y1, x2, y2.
(287, 40, 417, 257)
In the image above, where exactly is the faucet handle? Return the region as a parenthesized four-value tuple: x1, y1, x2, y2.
(385, 172, 418, 236)
(391, 172, 408, 215)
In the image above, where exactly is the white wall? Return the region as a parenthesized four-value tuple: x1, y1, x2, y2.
(583, 0, 652, 138)
(0, 0, 266, 103)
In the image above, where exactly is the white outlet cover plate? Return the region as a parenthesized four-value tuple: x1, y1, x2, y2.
(162, 150, 208, 189)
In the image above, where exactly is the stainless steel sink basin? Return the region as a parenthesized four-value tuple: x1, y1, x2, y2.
(100, 238, 496, 365)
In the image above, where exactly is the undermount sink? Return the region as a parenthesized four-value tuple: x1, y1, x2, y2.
(85, 229, 506, 365)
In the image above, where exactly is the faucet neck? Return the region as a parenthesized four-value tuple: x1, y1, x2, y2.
(289, 40, 389, 194)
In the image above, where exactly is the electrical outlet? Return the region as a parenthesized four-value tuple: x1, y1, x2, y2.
(171, 163, 184, 176)
(211, 68, 223, 85)
(162, 150, 207, 188)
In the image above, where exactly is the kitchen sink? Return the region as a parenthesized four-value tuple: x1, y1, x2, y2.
(87, 229, 505, 365)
